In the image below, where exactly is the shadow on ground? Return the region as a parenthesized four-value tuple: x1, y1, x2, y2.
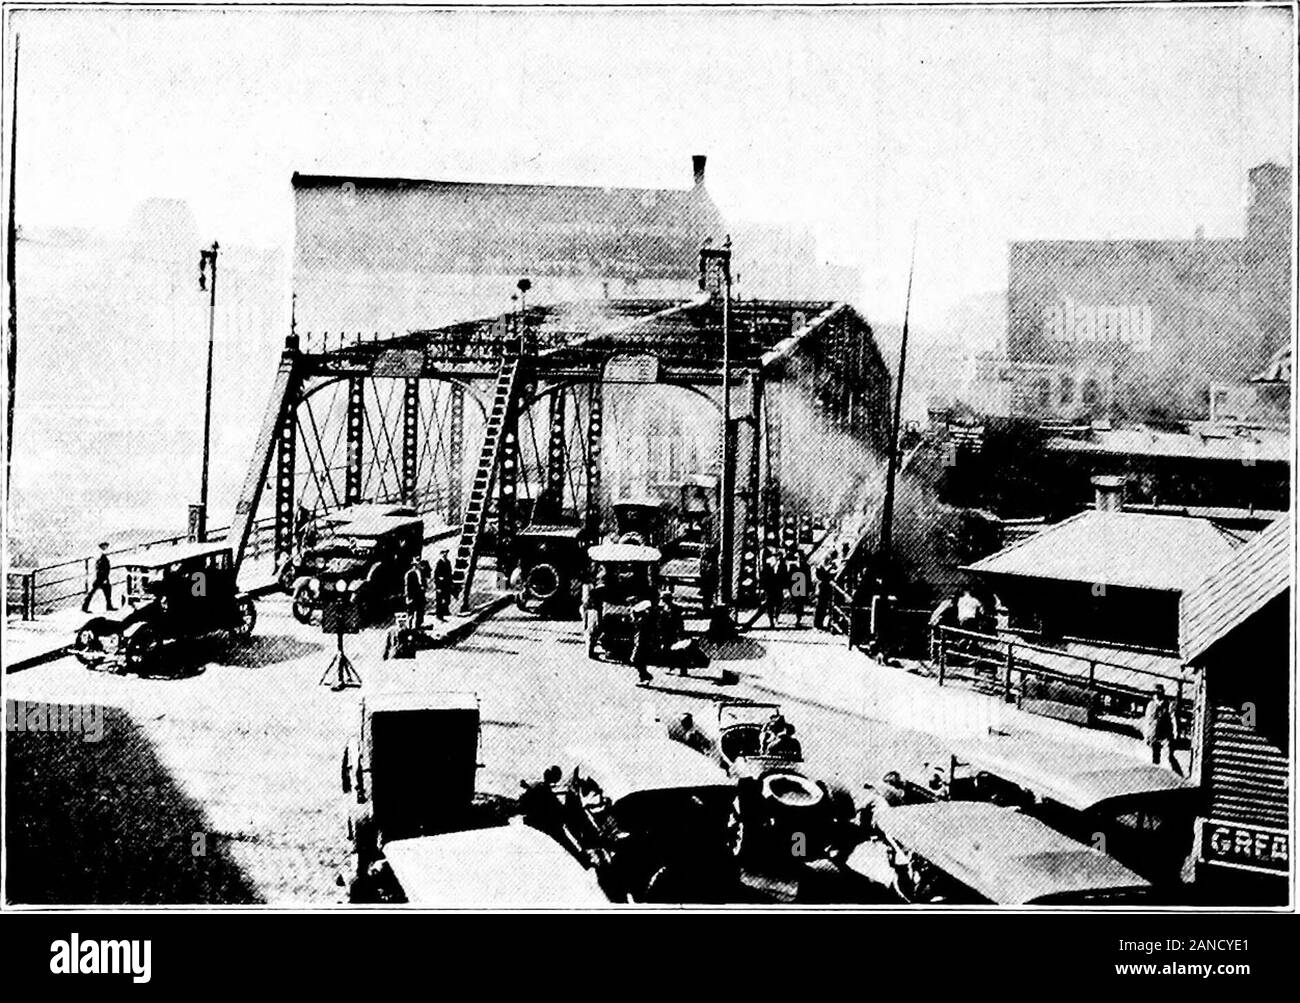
(701, 637, 767, 661)
(6, 704, 260, 904)
(221, 634, 324, 668)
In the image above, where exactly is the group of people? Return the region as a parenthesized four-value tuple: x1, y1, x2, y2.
(759, 547, 840, 630)
(402, 548, 454, 629)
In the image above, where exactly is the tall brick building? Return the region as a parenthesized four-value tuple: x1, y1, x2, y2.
(998, 163, 1291, 422)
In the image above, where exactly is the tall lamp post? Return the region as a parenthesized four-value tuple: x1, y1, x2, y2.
(701, 236, 734, 611)
(192, 241, 219, 542)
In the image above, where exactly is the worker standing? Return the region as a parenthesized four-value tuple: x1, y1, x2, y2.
(433, 548, 453, 620)
(814, 552, 838, 630)
(760, 550, 786, 628)
(403, 556, 426, 631)
(787, 547, 812, 628)
(82, 542, 115, 612)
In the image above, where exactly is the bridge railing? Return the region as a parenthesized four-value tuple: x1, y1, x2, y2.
(5, 516, 278, 621)
(931, 624, 1193, 738)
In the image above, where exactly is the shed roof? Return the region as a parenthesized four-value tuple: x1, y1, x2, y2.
(1180, 516, 1291, 663)
(963, 511, 1241, 592)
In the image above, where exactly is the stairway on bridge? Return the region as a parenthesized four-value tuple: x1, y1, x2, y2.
(452, 357, 524, 612)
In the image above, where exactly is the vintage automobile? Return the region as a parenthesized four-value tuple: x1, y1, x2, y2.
(660, 475, 720, 599)
(610, 494, 670, 548)
(849, 800, 1153, 905)
(288, 513, 424, 625)
(71, 542, 257, 674)
(953, 731, 1199, 888)
(530, 740, 739, 903)
(687, 701, 856, 870)
(379, 819, 608, 907)
(513, 522, 586, 616)
(340, 688, 482, 901)
(585, 543, 661, 662)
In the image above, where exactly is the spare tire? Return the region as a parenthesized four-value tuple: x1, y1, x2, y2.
(761, 771, 826, 810)
(524, 562, 562, 602)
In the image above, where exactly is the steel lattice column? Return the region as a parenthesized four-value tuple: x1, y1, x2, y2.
(401, 378, 419, 507)
(446, 382, 465, 524)
(584, 384, 603, 540)
(762, 381, 783, 553)
(737, 376, 763, 603)
(496, 377, 529, 575)
(273, 398, 297, 566)
(345, 377, 365, 505)
(545, 387, 567, 508)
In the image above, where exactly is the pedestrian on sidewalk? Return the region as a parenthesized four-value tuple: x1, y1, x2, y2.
(82, 542, 115, 612)
(787, 547, 812, 628)
(760, 550, 786, 629)
(433, 548, 453, 620)
(813, 553, 838, 629)
(382, 612, 417, 660)
(403, 555, 426, 630)
(1143, 684, 1184, 776)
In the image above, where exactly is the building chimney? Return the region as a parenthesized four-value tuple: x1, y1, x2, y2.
(1092, 474, 1126, 512)
(692, 154, 707, 188)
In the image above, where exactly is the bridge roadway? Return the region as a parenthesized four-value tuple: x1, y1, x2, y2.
(4, 598, 1153, 905)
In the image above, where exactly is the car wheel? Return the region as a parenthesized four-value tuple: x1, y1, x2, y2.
(291, 581, 316, 625)
(73, 626, 105, 667)
(124, 626, 157, 673)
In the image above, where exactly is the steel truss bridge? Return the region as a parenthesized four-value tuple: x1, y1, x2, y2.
(226, 272, 891, 607)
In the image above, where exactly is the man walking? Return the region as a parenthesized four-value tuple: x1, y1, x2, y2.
(787, 547, 812, 628)
(760, 550, 785, 629)
(403, 555, 426, 631)
(814, 552, 838, 630)
(433, 548, 453, 620)
(1143, 684, 1184, 776)
(82, 542, 115, 612)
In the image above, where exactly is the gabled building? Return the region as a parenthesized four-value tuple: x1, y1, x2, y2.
(1181, 516, 1291, 902)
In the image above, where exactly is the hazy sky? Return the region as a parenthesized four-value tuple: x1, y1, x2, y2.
(7, 4, 1296, 327)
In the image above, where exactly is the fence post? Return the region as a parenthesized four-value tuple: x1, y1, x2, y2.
(1085, 660, 1097, 727)
(23, 571, 35, 620)
(937, 629, 947, 686)
(1003, 639, 1014, 703)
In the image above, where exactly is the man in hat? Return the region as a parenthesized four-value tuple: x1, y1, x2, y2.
(433, 547, 453, 620)
(1143, 684, 1183, 776)
(403, 555, 426, 630)
(82, 542, 115, 612)
(813, 552, 838, 630)
(760, 550, 786, 628)
(787, 547, 812, 628)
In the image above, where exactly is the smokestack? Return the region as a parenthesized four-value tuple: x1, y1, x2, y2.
(692, 154, 707, 188)
(1092, 475, 1126, 512)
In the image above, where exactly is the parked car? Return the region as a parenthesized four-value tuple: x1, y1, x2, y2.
(849, 801, 1153, 905)
(380, 819, 608, 907)
(513, 523, 586, 615)
(71, 542, 256, 674)
(953, 731, 1199, 887)
(340, 688, 481, 901)
(288, 513, 424, 625)
(536, 740, 739, 903)
(610, 494, 670, 548)
(694, 701, 855, 871)
(585, 543, 662, 662)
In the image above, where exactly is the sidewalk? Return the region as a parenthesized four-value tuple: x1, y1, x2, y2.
(740, 624, 1171, 769)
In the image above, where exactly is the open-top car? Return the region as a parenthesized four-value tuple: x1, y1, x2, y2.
(585, 543, 661, 662)
(288, 513, 424, 624)
(513, 522, 586, 616)
(71, 542, 256, 674)
(849, 800, 1153, 905)
(530, 739, 739, 903)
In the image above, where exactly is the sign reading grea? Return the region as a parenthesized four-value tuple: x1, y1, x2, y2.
(1199, 817, 1289, 875)
(1041, 299, 1153, 352)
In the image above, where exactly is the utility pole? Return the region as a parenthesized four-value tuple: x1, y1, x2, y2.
(193, 241, 219, 542)
(878, 229, 917, 573)
(701, 236, 735, 608)
(5, 37, 18, 508)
